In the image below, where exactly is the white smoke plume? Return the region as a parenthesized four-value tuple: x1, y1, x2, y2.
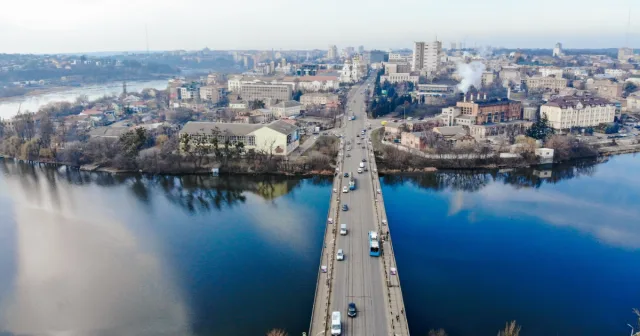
(455, 61, 486, 94)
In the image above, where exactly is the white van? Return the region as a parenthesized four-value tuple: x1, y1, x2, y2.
(331, 311, 342, 335)
(340, 224, 347, 235)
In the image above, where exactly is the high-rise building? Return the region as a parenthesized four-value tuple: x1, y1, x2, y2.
(618, 47, 634, 62)
(412, 41, 442, 74)
(327, 45, 338, 60)
(358, 45, 364, 54)
(552, 43, 564, 57)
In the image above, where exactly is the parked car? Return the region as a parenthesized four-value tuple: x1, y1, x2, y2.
(342, 186, 348, 193)
(342, 204, 349, 211)
(343, 172, 349, 178)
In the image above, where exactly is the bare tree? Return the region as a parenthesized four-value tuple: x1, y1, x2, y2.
(497, 320, 521, 336)
(266, 329, 288, 336)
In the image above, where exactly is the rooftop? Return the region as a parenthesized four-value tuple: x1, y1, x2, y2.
(275, 100, 302, 108)
(545, 96, 614, 108)
(266, 120, 298, 135)
(181, 121, 261, 136)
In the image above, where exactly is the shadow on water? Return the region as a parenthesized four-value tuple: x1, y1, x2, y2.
(381, 157, 601, 192)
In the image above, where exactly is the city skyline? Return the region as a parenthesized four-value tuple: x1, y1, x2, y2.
(1, 0, 640, 54)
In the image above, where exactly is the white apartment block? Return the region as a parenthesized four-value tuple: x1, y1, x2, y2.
(541, 96, 616, 130)
(240, 83, 292, 102)
(282, 76, 340, 92)
(300, 93, 340, 107)
(539, 67, 564, 78)
(412, 41, 442, 74)
(380, 72, 420, 85)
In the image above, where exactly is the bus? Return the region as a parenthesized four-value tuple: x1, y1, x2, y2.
(369, 231, 380, 257)
(349, 176, 356, 190)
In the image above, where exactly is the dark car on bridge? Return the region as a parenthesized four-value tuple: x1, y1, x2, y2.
(342, 204, 348, 211)
(348, 303, 357, 317)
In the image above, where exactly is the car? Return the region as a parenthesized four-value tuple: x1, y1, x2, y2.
(347, 147, 351, 151)
(342, 204, 348, 211)
(336, 249, 345, 261)
(342, 186, 348, 193)
(362, 158, 367, 162)
(361, 146, 365, 149)
(348, 303, 357, 317)
(343, 172, 349, 178)
(346, 153, 351, 157)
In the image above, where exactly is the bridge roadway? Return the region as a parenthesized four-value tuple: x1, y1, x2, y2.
(308, 77, 409, 336)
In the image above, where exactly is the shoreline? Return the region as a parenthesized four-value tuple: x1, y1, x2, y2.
(2, 144, 638, 177)
(0, 76, 170, 103)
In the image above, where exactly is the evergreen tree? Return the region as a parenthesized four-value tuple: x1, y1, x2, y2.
(526, 113, 554, 140)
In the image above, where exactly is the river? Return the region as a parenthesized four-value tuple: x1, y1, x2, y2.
(0, 79, 168, 120)
(0, 155, 639, 335)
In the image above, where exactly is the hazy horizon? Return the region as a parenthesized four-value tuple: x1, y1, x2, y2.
(0, 0, 639, 54)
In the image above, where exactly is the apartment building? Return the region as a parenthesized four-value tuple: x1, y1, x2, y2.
(199, 86, 220, 103)
(481, 72, 495, 87)
(388, 53, 412, 63)
(300, 93, 340, 107)
(271, 100, 302, 118)
(412, 41, 442, 74)
(540, 96, 616, 130)
(627, 92, 640, 112)
(240, 82, 292, 102)
(282, 75, 340, 92)
(525, 76, 568, 92)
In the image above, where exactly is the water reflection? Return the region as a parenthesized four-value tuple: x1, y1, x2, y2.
(0, 160, 190, 335)
(381, 158, 601, 192)
(0, 159, 332, 335)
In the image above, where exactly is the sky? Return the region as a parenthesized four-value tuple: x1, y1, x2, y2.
(1, 0, 640, 54)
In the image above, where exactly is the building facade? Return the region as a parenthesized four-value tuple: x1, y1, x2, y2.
(199, 86, 220, 103)
(240, 83, 292, 102)
(401, 132, 426, 150)
(525, 76, 568, 92)
(412, 41, 442, 74)
(455, 96, 523, 125)
(541, 96, 616, 130)
(271, 100, 302, 118)
(180, 120, 299, 156)
(300, 93, 340, 107)
(539, 67, 564, 78)
(379, 72, 420, 84)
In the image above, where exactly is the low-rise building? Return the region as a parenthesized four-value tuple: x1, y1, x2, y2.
(300, 93, 340, 107)
(468, 121, 532, 139)
(626, 92, 640, 112)
(481, 72, 495, 87)
(401, 132, 427, 150)
(456, 95, 522, 125)
(180, 120, 300, 156)
(541, 96, 616, 130)
(271, 100, 302, 118)
(379, 72, 420, 84)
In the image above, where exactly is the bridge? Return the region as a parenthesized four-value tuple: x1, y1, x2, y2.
(308, 77, 410, 336)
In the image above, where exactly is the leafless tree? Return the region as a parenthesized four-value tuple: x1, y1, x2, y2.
(266, 329, 288, 336)
(497, 320, 521, 336)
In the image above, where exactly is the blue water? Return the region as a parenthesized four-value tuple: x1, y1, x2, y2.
(0, 161, 331, 336)
(383, 155, 640, 336)
(2, 155, 640, 336)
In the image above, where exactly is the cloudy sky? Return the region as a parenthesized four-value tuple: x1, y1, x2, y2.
(0, 0, 639, 54)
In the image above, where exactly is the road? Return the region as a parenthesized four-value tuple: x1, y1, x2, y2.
(330, 75, 389, 336)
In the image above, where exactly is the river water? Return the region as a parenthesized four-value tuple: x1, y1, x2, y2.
(0, 79, 168, 119)
(0, 155, 639, 335)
